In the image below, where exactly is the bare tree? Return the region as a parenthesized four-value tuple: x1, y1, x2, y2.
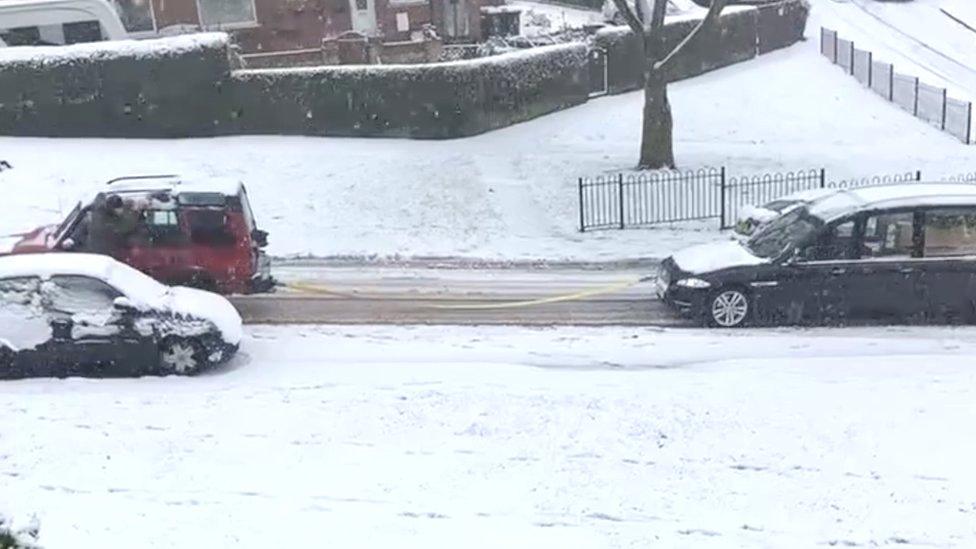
(609, 0, 729, 169)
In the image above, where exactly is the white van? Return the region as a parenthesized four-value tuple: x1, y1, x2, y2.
(0, 0, 127, 46)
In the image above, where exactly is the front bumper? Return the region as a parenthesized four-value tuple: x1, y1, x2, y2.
(654, 274, 709, 318)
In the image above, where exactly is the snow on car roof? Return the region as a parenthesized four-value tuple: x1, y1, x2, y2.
(105, 175, 244, 197)
(0, 253, 117, 281)
(810, 183, 976, 221)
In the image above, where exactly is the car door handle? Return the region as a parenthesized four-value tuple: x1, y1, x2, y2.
(830, 267, 846, 275)
(898, 267, 915, 274)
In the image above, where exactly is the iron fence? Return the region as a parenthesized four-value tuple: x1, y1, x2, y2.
(578, 168, 724, 230)
(578, 167, 940, 232)
(821, 27, 973, 144)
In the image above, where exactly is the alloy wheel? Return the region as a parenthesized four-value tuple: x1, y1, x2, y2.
(711, 290, 749, 328)
(160, 340, 200, 374)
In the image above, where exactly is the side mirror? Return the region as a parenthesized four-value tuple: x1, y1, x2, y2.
(251, 229, 269, 248)
(786, 247, 805, 265)
(59, 238, 76, 251)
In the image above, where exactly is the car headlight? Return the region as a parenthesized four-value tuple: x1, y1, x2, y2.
(675, 277, 712, 289)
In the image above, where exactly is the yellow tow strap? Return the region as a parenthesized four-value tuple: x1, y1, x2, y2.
(285, 277, 649, 310)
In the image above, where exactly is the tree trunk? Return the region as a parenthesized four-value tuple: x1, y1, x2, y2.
(638, 66, 675, 169)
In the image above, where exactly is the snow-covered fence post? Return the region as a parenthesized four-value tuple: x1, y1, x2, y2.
(833, 30, 838, 64)
(848, 41, 855, 76)
(867, 50, 873, 88)
(888, 64, 894, 101)
(719, 167, 727, 229)
(968, 102, 973, 144)
(941, 87, 948, 131)
(913, 77, 920, 116)
(578, 177, 585, 232)
(618, 173, 625, 230)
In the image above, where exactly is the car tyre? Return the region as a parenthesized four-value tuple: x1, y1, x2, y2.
(159, 337, 207, 375)
(707, 287, 751, 328)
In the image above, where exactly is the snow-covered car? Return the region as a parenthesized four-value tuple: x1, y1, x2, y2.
(735, 188, 839, 237)
(0, 253, 242, 379)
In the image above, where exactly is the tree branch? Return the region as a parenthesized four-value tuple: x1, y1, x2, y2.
(650, 0, 667, 29)
(654, 0, 729, 71)
(610, 0, 646, 36)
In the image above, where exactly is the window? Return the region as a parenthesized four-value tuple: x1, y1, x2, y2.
(923, 209, 976, 258)
(62, 21, 103, 44)
(747, 208, 823, 259)
(114, 0, 156, 33)
(861, 212, 915, 259)
(187, 209, 235, 246)
(0, 26, 42, 46)
(0, 278, 41, 306)
(802, 220, 856, 261)
(42, 276, 122, 315)
(196, 0, 257, 28)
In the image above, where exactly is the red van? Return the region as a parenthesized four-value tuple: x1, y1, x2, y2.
(7, 175, 274, 294)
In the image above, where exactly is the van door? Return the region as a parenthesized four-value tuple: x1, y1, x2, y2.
(919, 207, 976, 320)
(124, 209, 193, 286)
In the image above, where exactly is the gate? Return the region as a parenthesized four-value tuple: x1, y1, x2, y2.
(588, 48, 608, 97)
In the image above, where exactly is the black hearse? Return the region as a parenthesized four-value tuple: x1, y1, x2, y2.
(655, 183, 976, 327)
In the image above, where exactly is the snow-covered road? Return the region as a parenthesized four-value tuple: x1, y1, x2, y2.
(3, 325, 976, 548)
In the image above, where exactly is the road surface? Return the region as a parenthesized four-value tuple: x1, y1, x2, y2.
(230, 261, 691, 326)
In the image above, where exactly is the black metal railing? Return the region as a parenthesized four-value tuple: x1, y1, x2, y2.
(579, 168, 724, 230)
(578, 167, 940, 232)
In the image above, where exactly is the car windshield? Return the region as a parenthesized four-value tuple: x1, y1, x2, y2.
(746, 207, 824, 258)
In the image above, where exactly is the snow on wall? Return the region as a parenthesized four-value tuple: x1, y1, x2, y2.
(0, 33, 232, 138)
(0, 33, 229, 67)
(229, 43, 590, 138)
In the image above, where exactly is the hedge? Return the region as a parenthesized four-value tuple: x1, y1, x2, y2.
(226, 43, 589, 139)
(594, 0, 808, 94)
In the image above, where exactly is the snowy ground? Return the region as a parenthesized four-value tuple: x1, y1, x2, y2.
(3, 325, 976, 548)
(1, 0, 975, 263)
(814, 0, 976, 103)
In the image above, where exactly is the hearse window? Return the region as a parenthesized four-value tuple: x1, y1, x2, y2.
(803, 220, 856, 261)
(747, 207, 823, 259)
(43, 276, 121, 314)
(62, 21, 103, 45)
(923, 209, 976, 258)
(861, 212, 915, 259)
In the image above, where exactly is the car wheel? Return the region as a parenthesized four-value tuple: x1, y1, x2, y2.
(708, 288, 751, 328)
(159, 337, 206, 375)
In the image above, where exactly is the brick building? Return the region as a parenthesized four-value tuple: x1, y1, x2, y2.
(111, 0, 483, 53)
